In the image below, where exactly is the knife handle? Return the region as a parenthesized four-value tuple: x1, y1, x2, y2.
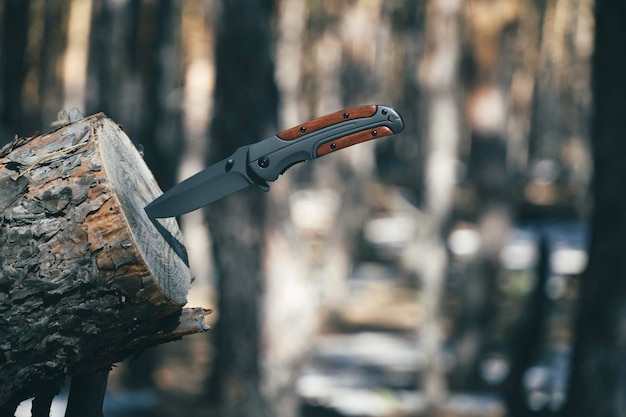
(277, 105, 378, 141)
(315, 127, 394, 157)
(247, 104, 404, 183)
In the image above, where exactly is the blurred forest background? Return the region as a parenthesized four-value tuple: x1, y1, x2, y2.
(4, 0, 626, 416)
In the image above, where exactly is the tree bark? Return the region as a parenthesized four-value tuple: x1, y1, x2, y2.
(0, 113, 201, 409)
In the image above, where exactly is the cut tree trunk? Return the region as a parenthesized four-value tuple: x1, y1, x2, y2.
(0, 113, 206, 409)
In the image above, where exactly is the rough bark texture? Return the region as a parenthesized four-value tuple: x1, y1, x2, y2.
(0, 113, 195, 408)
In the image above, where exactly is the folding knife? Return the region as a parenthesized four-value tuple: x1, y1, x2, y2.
(145, 104, 404, 218)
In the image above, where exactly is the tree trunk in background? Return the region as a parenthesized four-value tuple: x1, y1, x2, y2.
(39, 0, 71, 126)
(525, 0, 593, 218)
(262, 1, 315, 416)
(375, 0, 426, 199)
(206, 0, 277, 416)
(564, 1, 626, 416)
(86, 0, 141, 126)
(86, 0, 184, 213)
(135, 0, 184, 191)
(503, 237, 553, 417)
(410, 0, 462, 414)
(1, 0, 30, 138)
(450, 0, 517, 391)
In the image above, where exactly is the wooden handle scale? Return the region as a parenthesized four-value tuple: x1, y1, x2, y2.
(247, 104, 404, 183)
(277, 105, 378, 141)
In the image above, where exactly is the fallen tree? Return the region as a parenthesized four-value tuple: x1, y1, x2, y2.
(0, 113, 208, 415)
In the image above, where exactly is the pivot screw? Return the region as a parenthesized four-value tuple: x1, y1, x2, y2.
(258, 156, 270, 168)
(225, 159, 234, 172)
(382, 109, 388, 115)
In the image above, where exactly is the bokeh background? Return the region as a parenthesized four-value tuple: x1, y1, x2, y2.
(1, 0, 616, 416)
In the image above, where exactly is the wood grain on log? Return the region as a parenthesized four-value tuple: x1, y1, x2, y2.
(0, 113, 198, 408)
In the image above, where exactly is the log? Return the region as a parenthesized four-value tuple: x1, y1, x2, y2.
(64, 368, 109, 417)
(0, 113, 206, 409)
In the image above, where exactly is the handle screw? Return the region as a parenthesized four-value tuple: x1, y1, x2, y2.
(343, 113, 349, 119)
(225, 159, 234, 172)
(372, 130, 378, 136)
(382, 109, 388, 115)
(258, 156, 270, 168)
(300, 126, 306, 133)
(330, 143, 337, 150)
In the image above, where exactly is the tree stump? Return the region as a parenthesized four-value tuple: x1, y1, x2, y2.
(0, 113, 206, 409)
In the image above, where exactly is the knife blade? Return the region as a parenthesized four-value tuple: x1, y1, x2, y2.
(145, 104, 404, 218)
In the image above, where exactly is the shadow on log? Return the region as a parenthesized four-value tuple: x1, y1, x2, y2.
(0, 113, 209, 411)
